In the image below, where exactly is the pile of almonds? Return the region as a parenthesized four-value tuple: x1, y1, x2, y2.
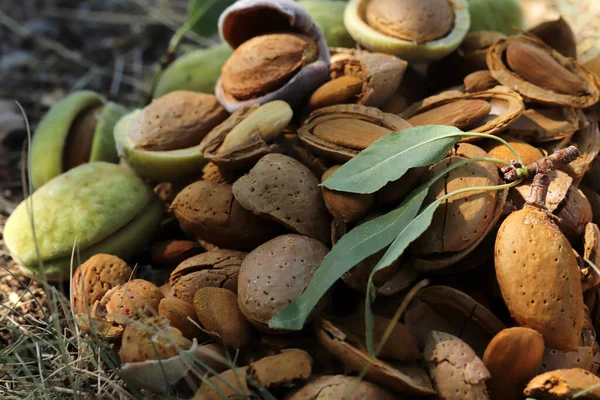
(11, 0, 600, 398)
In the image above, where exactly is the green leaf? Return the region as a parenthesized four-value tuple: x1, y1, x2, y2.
(365, 195, 443, 354)
(322, 125, 462, 194)
(268, 187, 429, 331)
(188, 0, 236, 37)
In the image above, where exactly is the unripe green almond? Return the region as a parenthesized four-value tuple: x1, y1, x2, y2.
(153, 43, 232, 98)
(30, 91, 127, 188)
(3, 162, 163, 281)
(466, 0, 524, 35)
(298, 1, 356, 47)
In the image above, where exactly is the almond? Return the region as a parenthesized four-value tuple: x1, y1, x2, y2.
(464, 70, 499, 93)
(104, 279, 164, 325)
(407, 99, 492, 129)
(158, 297, 206, 341)
(308, 76, 365, 110)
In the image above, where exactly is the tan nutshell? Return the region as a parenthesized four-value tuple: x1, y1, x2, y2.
(237, 234, 329, 331)
(130, 91, 228, 151)
(170, 180, 281, 250)
(169, 250, 246, 302)
(221, 33, 318, 101)
(507, 106, 579, 142)
(365, 0, 454, 44)
(495, 204, 585, 351)
(158, 297, 206, 341)
(582, 223, 600, 291)
(482, 327, 545, 400)
(104, 279, 164, 325)
(288, 375, 400, 400)
(321, 165, 374, 223)
(193, 287, 252, 349)
(556, 186, 593, 238)
(232, 154, 331, 243)
(524, 368, 600, 399)
(71, 254, 132, 316)
(425, 331, 491, 400)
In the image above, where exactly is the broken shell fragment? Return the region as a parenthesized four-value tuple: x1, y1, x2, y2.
(237, 234, 329, 332)
(199, 101, 293, 172)
(344, 0, 471, 63)
(288, 375, 399, 400)
(488, 34, 600, 107)
(506, 106, 580, 143)
(524, 368, 600, 399)
(169, 250, 247, 302)
(233, 154, 331, 243)
(555, 186, 593, 238)
(216, 0, 330, 112)
(425, 331, 491, 400)
(298, 104, 412, 163)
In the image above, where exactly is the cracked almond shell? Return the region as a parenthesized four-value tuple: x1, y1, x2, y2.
(238, 234, 329, 332)
(233, 154, 331, 243)
(3, 162, 163, 281)
(524, 368, 600, 399)
(425, 331, 491, 400)
(487, 34, 600, 107)
(288, 375, 400, 399)
(495, 204, 585, 351)
(104, 279, 164, 325)
(114, 91, 228, 181)
(344, 0, 471, 63)
(555, 186, 593, 238)
(30, 90, 127, 188)
(506, 106, 580, 143)
(315, 318, 436, 395)
(402, 86, 524, 140)
(216, 0, 330, 112)
(297, 104, 412, 163)
(561, 115, 600, 181)
(170, 180, 281, 250)
(169, 250, 246, 303)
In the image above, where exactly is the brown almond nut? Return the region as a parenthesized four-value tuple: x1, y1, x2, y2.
(425, 331, 491, 400)
(308, 76, 365, 110)
(71, 254, 132, 316)
(193, 287, 252, 349)
(365, 0, 454, 44)
(119, 317, 192, 364)
(481, 136, 544, 168)
(482, 327, 545, 400)
(130, 91, 228, 151)
(232, 154, 331, 243)
(63, 104, 104, 170)
(150, 240, 203, 267)
(488, 35, 600, 107)
(170, 180, 282, 250)
(556, 186, 593, 238)
(321, 165, 374, 223)
(408, 99, 492, 129)
(221, 33, 318, 101)
(169, 250, 246, 303)
(238, 234, 329, 332)
(524, 368, 600, 399)
(495, 204, 585, 352)
(506, 41, 586, 95)
(288, 375, 400, 400)
(104, 279, 164, 325)
(315, 318, 436, 395)
(464, 70, 500, 93)
(158, 297, 206, 341)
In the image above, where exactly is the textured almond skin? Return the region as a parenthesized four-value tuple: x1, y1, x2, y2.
(169, 250, 247, 302)
(193, 287, 252, 349)
(132, 91, 228, 151)
(158, 297, 205, 341)
(464, 71, 499, 93)
(407, 99, 492, 129)
(238, 234, 329, 331)
(105, 279, 164, 325)
(233, 154, 331, 243)
(495, 205, 585, 351)
(506, 41, 586, 95)
(425, 331, 491, 400)
(524, 368, 600, 399)
(288, 375, 400, 400)
(71, 254, 132, 315)
(365, 0, 454, 44)
(483, 327, 545, 400)
(481, 136, 543, 168)
(171, 180, 281, 250)
(222, 33, 317, 101)
(321, 165, 374, 223)
(308, 76, 365, 110)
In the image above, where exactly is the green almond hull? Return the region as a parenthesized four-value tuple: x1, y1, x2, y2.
(89, 102, 128, 163)
(298, 0, 356, 48)
(466, 0, 524, 35)
(114, 110, 207, 182)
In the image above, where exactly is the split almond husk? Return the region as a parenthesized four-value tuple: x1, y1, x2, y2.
(297, 104, 412, 162)
(529, 17, 577, 59)
(169, 250, 247, 303)
(524, 368, 600, 399)
(506, 106, 580, 143)
(482, 327, 545, 400)
(487, 34, 600, 107)
(402, 86, 524, 141)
